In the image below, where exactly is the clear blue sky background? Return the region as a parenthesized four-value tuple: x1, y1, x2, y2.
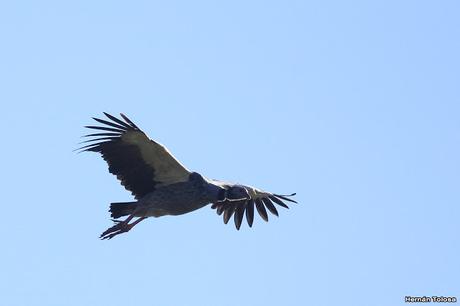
(0, 1, 458, 305)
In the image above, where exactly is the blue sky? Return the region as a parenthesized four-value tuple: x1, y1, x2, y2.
(1, 1, 459, 305)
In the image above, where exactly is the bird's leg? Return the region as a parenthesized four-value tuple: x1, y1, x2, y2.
(100, 212, 147, 240)
(99, 214, 135, 238)
(100, 216, 147, 240)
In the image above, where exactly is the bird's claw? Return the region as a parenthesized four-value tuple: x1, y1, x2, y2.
(100, 221, 131, 240)
(101, 230, 125, 240)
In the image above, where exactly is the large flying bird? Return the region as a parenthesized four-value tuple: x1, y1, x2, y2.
(79, 113, 297, 239)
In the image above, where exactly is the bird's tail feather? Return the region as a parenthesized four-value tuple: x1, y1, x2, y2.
(109, 202, 137, 219)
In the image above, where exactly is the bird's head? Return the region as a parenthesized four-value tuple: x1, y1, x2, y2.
(189, 172, 208, 187)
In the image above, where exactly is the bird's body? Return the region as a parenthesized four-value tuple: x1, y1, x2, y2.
(137, 178, 212, 216)
(78, 113, 297, 239)
(114, 173, 222, 218)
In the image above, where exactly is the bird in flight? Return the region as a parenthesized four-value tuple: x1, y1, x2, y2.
(78, 113, 297, 239)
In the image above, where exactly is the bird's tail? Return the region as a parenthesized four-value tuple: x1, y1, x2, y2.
(109, 202, 138, 219)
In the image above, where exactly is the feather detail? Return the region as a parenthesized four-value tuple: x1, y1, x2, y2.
(255, 198, 268, 222)
(262, 198, 278, 217)
(246, 199, 255, 227)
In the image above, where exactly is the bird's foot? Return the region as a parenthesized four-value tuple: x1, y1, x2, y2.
(100, 220, 133, 240)
(99, 216, 147, 240)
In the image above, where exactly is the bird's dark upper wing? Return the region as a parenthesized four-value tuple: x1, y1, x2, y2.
(78, 113, 191, 199)
(211, 185, 297, 230)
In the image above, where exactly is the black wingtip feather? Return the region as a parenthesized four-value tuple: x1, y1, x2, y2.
(246, 199, 254, 227)
(92, 117, 129, 131)
(103, 112, 133, 129)
(274, 193, 298, 203)
(255, 199, 268, 222)
(216, 205, 225, 215)
(84, 125, 125, 133)
(78, 137, 118, 145)
(234, 204, 245, 230)
(223, 203, 236, 224)
(74, 141, 110, 153)
(120, 113, 140, 130)
(262, 198, 279, 217)
(82, 132, 121, 138)
(268, 195, 289, 209)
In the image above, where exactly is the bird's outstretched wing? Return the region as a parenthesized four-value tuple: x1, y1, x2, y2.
(211, 185, 297, 230)
(78, 112, 191, 199)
